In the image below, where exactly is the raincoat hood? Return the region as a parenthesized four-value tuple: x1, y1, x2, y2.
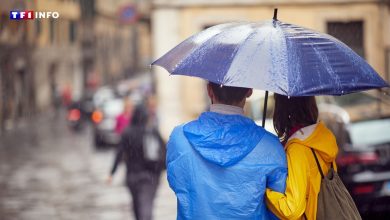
(287, 121, 338, 162)
(183, 112, 265, 167)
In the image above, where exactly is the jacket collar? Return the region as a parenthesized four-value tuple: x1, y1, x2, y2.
(287, 122, 318, 142)
(210, 104, 244, 115)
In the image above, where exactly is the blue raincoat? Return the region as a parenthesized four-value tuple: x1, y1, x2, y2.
(167, 112, 287, 220)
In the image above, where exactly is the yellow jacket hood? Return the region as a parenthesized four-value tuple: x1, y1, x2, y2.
(286, 121, 338, 163)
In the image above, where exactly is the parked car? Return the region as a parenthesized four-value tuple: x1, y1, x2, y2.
(92, 98, 124, 147)
(66, 91, 95, 131)
(331, 118, 390, 215)
(319, 92, 390, 216)
(80, 91, 95, 120)
(92, 86, 116, 109)
(66, 101, 85, 131)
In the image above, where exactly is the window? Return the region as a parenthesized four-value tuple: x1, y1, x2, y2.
(35, 20, 41, 37)
(69, 21, 77, 43)
(80, 0, 95, 18)
(327, 21, 365, 58)
(50, 18, 55, 44)
(0, 14, 7, 32)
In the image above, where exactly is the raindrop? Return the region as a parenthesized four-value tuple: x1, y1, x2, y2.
(288, 96, 290, 99)
(220, 84, 223, 88)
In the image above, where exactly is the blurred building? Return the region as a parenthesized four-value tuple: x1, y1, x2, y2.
(0, 0, 153, 132)
(32, 0, 82, 111)
(80, 0, 152, 90)
(0, 0, 35, 131)
(152, 0, 390, 138)
(0, 0, 82, 132)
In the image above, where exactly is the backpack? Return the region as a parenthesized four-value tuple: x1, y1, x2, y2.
(142, 127, 166, 172)
(308, 148, 362, 220)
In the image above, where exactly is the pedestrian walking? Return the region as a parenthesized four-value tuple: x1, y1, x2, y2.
(115, 98, 134, 135)
(61, 84, 72, 107)
(166, 82, 287, 219)
(108, 96, 166, 220)
(266, 94, 360, 220)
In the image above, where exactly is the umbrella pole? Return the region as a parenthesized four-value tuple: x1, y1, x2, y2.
(262, 91, 269, 128)
(273, 8, 278, 20)
(261, 8, 278, 128)
(262, 8, 275, 128)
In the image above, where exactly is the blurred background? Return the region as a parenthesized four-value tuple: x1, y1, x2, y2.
(1, 0, 390, 219)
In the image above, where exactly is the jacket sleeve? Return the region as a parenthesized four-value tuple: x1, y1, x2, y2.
(166, 127, 180, 191)
(110, 133, 126, 175)
(267, 165, 288, 193)
(266, 137, 287, 193)
(266, 144, 309, 220)
(166, 125, 191, 192)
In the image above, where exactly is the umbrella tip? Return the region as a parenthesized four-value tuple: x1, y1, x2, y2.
(273, 8, 278, 20)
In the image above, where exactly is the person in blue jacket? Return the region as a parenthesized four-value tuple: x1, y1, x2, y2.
(167, 82, 287, 220)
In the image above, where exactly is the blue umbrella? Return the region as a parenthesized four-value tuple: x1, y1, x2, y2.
(152, 9, 389, 126)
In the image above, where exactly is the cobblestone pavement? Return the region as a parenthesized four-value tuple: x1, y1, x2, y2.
(0, 113, 176, 220)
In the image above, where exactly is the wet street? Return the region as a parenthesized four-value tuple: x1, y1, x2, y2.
(0, 113, 176, 220)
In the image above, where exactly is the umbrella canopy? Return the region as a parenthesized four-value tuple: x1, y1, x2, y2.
(152, 18, 388, 96)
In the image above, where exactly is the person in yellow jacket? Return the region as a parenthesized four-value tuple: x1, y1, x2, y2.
(266, 94, 339, 220)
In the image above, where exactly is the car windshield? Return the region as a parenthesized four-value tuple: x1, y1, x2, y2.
(102, 100, 124, 117)
(348, 119, 390, 146)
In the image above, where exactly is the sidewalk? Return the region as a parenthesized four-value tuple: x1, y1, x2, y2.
(153, 172, 177, 219)
(0, 111, 177, 220)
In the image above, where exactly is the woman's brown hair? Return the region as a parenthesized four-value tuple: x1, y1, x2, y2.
(273, 94, 319, 145)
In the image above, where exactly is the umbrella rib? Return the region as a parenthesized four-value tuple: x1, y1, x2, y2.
(172, 22, 246, 77)
(222, 23, 260, 85)
(275, 21, 290, 96)
(308, 34, 341, 94)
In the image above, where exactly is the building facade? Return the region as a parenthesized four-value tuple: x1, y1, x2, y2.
(32, 0, 83, 111)
(0, 0, 82, 132)
(152, 0, 390, 138)
(0, 0, 153, 132)
(0, 0, 35, 131)
(81, 0, 152, 90)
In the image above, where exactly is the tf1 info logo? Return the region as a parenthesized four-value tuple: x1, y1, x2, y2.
(10, 11, 60, 20)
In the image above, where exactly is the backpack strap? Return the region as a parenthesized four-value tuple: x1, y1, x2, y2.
(310, 148, 324, 179)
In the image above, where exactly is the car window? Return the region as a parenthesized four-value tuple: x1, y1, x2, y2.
(102, 100, 124, 117)
(333, 92, 377, 107)
(348, 119, 390, 146)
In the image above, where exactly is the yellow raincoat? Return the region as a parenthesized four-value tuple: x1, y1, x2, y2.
(266, 121, 339, 220)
